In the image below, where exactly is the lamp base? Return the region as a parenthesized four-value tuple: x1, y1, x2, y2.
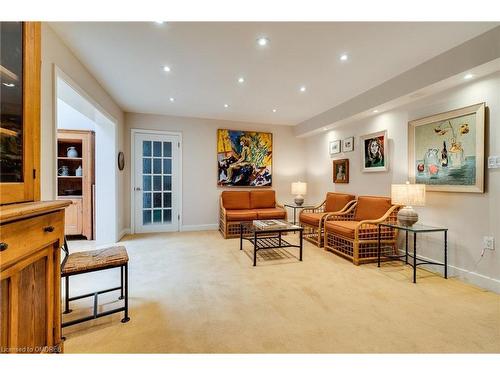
(397, 206, 418, 226)
(294, 196, 304, 206)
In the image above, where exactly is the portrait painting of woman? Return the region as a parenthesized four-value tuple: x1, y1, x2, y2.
(360, 130, 388, 172)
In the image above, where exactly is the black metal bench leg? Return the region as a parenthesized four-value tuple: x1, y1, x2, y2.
(118, 265, 124, 300)
(63, 276, 72, 314)
(121, 263, 130, 323)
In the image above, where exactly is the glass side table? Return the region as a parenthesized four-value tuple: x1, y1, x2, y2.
(377, 222, 448, 283)
(284, 203, 315, 225)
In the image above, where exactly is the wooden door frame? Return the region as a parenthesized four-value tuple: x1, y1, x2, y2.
(130, 129, 183, 234)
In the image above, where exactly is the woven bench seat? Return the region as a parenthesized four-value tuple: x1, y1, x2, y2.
(62, 245, 129, 276)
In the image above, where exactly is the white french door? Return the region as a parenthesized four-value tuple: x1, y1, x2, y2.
(133, 132, 180, 233)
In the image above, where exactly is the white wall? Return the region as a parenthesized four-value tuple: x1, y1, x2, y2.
(41, 23, 127, 237)
(125, 113, 306, 231)
(305, 71, 500, 292)
(57, 99, 95, 131)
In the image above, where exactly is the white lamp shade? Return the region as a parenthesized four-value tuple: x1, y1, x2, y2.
(291, 181, 307, 195)
(391, 183, 426, 207)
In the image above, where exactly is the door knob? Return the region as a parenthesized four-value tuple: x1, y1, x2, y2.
(135, 187, 141, 191)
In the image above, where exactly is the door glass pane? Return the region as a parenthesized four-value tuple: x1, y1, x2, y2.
(0, 22, 24, 182)
(153, 141, 162, 157)
(143, 141, 151, 156)
(153, 209, 162, 223)
(163, 142, 172, 157)
(143, 158, 151, 174)
(153, 158, 162, 174)
(163, 176, 171, 191)
(153, 176, 162, 191)
(143, 175, 151, 191)
(153, 192, 162, 208)
(143, 210, 152, 225)
(163, 159, 172, 174)
(143, 192, 151, 208)
(163, 192, 172, 208)
(163, 209, 172, 223)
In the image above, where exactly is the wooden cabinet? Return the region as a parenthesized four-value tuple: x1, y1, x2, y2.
(0, 22, 41, 205)
(0, 201, 70, 353)
(1, 22, 68, 354)
(57, 130, 94, 239)
(64, 199, 82, 235)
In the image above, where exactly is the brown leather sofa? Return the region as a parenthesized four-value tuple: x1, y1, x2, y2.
(219, 190, 287, 238)
(299, 192, 356, 247)
(323, 196, 401, 265)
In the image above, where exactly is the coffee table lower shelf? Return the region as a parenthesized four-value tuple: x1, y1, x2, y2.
(239, 223, 303, 266)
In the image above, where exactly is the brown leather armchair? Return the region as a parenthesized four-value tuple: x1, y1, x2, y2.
(299, 192, 356, 247)
(324, 196, 401, 265)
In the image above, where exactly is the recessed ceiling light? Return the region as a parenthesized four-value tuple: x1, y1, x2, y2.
(154, 21, 165, 25)
(2, 83, 15, 87)
(257, 37, 269, 47)
(169, 97, 175, 102)
(300, 86, 306, 92)
(464, 73, 474, 80)
(224, 104, 230, 108)
(340, 54, 348, 61)
(163, 65, 171, 72)
(272, 109, 277, 113)
(373, 109, 379, 113)
(238, 77, 245, 83)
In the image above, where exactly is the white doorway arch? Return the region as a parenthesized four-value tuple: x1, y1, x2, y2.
(54, 65, 119, 244)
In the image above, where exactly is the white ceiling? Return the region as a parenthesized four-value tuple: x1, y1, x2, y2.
(49, 22, 498, 125)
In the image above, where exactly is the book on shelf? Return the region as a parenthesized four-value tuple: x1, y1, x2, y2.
(253, 219, 288, 230)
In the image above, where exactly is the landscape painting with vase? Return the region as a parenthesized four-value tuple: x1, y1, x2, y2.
(408, 103, 485, 193)
(217, 129, 272, 187)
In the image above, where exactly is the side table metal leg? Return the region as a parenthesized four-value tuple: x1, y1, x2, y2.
(413, 233, 417, 283)
(444, 230, 448, 279)
(240, 224, 243, 250)
(405, 230, 408, 264)
(377, 225, 381, 267)
(299, 229, 303, 261)
(253, 232, 257, 267)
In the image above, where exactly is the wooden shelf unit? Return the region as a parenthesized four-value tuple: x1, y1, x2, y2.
(56, 130, 95, 239)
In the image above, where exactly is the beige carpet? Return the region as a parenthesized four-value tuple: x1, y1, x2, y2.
(62, 231, 500, 353)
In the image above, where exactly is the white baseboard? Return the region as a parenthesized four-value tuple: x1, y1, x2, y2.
(181, 224, 219, 232)
(118, 228, 131, 240)
(397, 249, 500, 293)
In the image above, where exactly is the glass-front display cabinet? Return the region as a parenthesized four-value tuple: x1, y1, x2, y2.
(0, 22, 40, 205)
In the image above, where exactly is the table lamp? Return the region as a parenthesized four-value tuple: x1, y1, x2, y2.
(291, 181, 307, 206)
(391, 181, 426, 226)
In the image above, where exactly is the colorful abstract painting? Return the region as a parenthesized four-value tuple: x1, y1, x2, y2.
(408, 103, 485, 193)
(217, 129, 272, 187)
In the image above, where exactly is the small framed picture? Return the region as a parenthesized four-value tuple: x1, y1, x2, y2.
(361, 130, 388, 172)
(333, 159, 349, 183)
(329, 140, 341, 155)
(342, 137, 354, 152)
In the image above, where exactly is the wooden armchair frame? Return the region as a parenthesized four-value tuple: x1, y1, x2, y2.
(219, 197, 287, 239)
(299, 199, 356, 247)
(324, 203, 401, 265)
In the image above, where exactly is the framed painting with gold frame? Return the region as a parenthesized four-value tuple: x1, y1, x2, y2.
(333, 159, 349, 183)
(408, 103, 485, 193)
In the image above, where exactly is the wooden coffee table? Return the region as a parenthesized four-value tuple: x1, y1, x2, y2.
(239, 221, 303, 266)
